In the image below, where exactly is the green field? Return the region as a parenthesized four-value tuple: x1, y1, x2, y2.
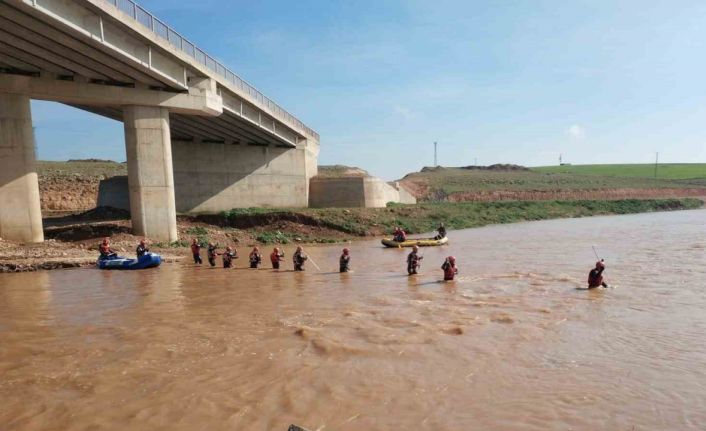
(399, 166, 706, 201)
(533, 164, 706, 181)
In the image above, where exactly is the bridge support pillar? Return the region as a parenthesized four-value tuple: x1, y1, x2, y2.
(124, 105, 177, 242)
(0, 93, 44, 243)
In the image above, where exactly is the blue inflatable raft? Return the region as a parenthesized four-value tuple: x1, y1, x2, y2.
(97, 252, 161, 270)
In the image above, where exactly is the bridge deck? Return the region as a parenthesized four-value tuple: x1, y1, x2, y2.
(0, 0, 318, 147)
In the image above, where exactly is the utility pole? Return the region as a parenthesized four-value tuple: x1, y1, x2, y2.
(559, 153, 562, 166)
(434, 141, 437, 166)
(654, 152, 659, 178)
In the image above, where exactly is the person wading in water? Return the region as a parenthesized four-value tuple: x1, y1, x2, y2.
(588, 260, 608, 288)
(207, 242, 218, 267)
(293, 246, 308, 271)
(270, 247, 284, 269)
(222, 246, 237, 269)
(339, 248, 351, 273)
(407, 245, 423, 275)
(249, 247, 262, 269)
(441, 255, 458, 281)
(191, 239, 202, 265)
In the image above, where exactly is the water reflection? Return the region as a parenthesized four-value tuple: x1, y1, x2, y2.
(0, 270, 51, 327)
(142, 266, 185, 313)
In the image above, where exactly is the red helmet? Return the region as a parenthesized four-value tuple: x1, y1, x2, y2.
(343, 248, 350, 254)
(447, 256, 456, 264)
(596, 260, 605, 269)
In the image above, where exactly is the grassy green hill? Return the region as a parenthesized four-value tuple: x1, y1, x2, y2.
(532, 163, 706, 181)
(399, 165, 706, 201)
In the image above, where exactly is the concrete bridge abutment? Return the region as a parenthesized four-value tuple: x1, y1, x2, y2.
(0, 93, 44, 243)
(123, 105, 178, 242)
(1, 0, 320, 244)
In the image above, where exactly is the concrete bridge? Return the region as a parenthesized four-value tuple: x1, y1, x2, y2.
(0, 0, 319, 243)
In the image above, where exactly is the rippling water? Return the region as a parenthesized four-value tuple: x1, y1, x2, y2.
(1, 210, 706, 430)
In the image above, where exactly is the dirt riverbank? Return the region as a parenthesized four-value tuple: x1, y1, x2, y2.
(1, 198, 702, 273)
(38, 160, 127, 211)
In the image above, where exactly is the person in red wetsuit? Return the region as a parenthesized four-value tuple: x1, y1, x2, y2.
(98, 237, 116, 260)
(393, 226, 407, 242)
(270, 247, 285, 269)
(441, 256, 458, 281)
(191, 238, 202, 264)
(588, 260, 608, 288)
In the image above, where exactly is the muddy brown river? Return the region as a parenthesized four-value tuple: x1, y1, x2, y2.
(1, 210, 705, 430)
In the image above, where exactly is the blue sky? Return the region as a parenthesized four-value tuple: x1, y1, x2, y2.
(33, 0, 706, 180)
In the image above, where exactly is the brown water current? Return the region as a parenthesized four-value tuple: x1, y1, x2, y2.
(1, 210, 706, 430)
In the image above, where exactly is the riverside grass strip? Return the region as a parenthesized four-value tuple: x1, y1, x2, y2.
(216, 198, 704, 237)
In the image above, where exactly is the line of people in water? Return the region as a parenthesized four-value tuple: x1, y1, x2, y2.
(99, 237, 459, 280)
(192, 240, 319, 271)
(192, 240, 457, 278)
(191, 240, 354, 273)
(99, 234, 608, 287)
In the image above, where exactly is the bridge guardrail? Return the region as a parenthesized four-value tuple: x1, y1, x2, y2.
(107, 0, 318, 140)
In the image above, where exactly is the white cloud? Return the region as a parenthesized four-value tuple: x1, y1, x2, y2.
(567, 124, 586, 139)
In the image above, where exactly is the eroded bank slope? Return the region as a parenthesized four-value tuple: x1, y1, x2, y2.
(1, 199, 702, 272)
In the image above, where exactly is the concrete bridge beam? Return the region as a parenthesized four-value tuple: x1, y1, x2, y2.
(0, 93, 44, 242)
(124, 105, 177, 242)
(0, 74, 223, 117)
